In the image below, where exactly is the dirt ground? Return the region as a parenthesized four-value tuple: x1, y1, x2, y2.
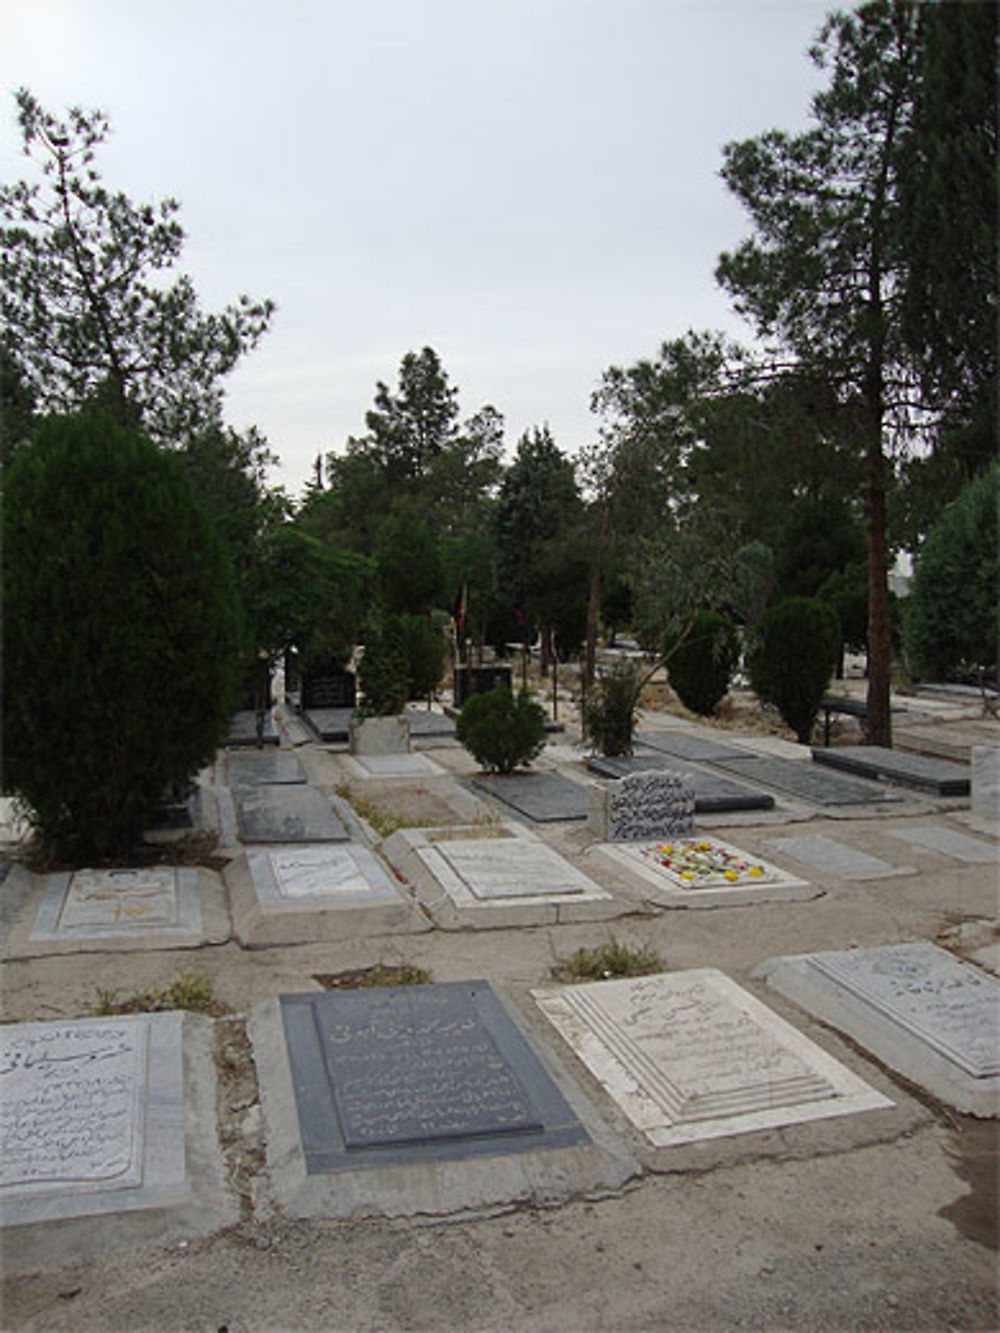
(2, 684, 998, 1332)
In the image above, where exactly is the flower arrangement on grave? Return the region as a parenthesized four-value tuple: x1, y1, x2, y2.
(640, 838, 768, 886)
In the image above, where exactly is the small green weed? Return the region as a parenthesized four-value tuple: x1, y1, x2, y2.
(92, 968, 223, 1016)
(314, 962, 432, 990)
(334, 783, 424, 839)
(554, 938, 664, 983)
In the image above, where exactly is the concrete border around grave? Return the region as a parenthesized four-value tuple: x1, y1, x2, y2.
(382, 824, 627, 929)
(6, 867, 230, 959)
(587, 838, 818, 910)
(1, 1012, 237, 1267)
(225, 843, 431, 947)
(757, 946, 1000, 1118)
(247, 989, 639, 1221)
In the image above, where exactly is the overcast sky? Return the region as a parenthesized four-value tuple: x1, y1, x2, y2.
(5, 0, 835, 498)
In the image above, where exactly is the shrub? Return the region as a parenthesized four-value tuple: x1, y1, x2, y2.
(581, 660, 641, 756)
(456, 686, 546, 773)
(663, 610, 740, 716)
(746, 596, 841, 743)
(357, 611, 410, 716)
(2, 411, 243, 859)
(399, 613, 446, 700)
(902, 463, 998, 682)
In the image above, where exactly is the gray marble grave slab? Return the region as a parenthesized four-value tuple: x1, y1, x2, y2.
(235, 786, 348, 843)
(226, 751, 306, 787)
(0, 1013, 234, 1261)
(405, 709, 457, 738)
(587, 754, 775, 812)
(714, 754, 900, 806)
(533, 970, 891, 1147)
(811, 745, 970, 796)
(226, 710, 279, 746)
(884, 825, 998, 864)
(764, 834, 911, 881)
(303, 708, 354, 742)
(28, 867, 204, 945)
(435, 837, 593, 899)
(635, 731, 750, 763)
(473, 772, 589, 822)
(760, 941, 1000, 1116)
(281, 983, 586, 1166)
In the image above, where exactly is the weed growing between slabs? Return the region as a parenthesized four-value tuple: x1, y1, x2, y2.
(553, 937, 664, 983)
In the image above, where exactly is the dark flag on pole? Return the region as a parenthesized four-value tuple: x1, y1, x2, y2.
(454, 584, 467, 640)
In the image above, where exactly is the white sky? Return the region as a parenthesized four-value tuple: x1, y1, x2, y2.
(4, 0, 833, 498)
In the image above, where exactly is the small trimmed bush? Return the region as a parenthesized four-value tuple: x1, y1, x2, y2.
(664, 611, 740, 716)
(581, 660, 641, 757)
(456, 686, 546, 774)
(357, 612, 410, 716)
(746, 596, 841, 743)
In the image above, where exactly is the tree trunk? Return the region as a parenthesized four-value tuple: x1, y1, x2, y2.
(863, 440, 893, 747)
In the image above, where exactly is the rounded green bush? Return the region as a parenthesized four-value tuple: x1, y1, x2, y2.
(2, 411, 243, 858)
(746, 597, 841, 743)
(664, 610, 740, 716)
(456, 686, 546, 773)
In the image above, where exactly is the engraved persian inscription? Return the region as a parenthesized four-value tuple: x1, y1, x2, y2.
(810, 943, 1000, 1077)
(0, 1020, 147, 1190)
(436, 839, 586, 899)
(57, 868, 179, 930)
(315, 987, 542, 1147)
(606, 772, 695, 842)
(270, 846, 377, 899)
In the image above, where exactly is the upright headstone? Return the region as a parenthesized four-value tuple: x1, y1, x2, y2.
(588, 771, 695, 842)
(301, 668, 357, 711)
(972, 746, 1000, 821)
(454, 666, 513, 708)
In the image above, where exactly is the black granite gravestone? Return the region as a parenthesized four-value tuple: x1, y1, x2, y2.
(301, 669, 357, 711)
(635, 731, 749, 763)
(454, 666, 513, 708)
(473, 772, 589, 821)
(280, 983, 587, 1171)
(586, 755, 774, 812)
(713, 754, 901, 806)
(810, 745, 971, 796)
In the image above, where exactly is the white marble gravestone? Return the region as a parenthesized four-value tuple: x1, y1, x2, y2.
(591, 835, 815, 909)
(0, 1013, 233, 1261)
(759, 941, 1000, 1117)
(21, 867, 213, 954)
(533, 970, 890, 1147)
(381, 824, 623, 929)
(226, 842, 426, 946)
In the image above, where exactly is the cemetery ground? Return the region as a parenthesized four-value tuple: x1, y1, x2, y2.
(1, 671, 998, 1332)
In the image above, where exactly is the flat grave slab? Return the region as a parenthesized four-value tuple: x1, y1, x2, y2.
(233, 785, 349, 844)
(634, 731, 750, 763)
(340, 753, 446, 780)
(10, 867, 229, 956)
(533, 970, 891, 1148)
(884, 824, 998, 864)
(591, 835, 816, 909)
(226, 751, 306, 787)
(382, 824, 625, 929)
(303, 708, 354, 742)
(713, 754, 901, 806)
(473, 771, 590, 822)
(226, 842, 426, 946)
(1, 1013, 234, 1263)
(764, 834, 914, 882)
(811, 745, 970, 796)
(226, 709, 279, 746)
(249, 983, 636, 1219)
(759, 941, 1000, 1117)
(587, 754, 774, 813)
(405, 709, 457, 739)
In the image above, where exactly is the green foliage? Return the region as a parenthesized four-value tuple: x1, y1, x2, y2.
(746, 597, 841, 744)
(775, 496, 866, 601)
(664, 611, 739, 717)
(456, 686, 546, 774)
(902, 464, 998, 681)
(0, 90, 272, 443)
(3, 412, 243, 858)
(399, 614, 446, 700)
(554, 938, 663, 983)
(93, 969, 221, 1016)
(818, 562, 869, 655)
(374, 514, 445, 615)
(582, 660, 641, 757)
(357, 612, 410, 717)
